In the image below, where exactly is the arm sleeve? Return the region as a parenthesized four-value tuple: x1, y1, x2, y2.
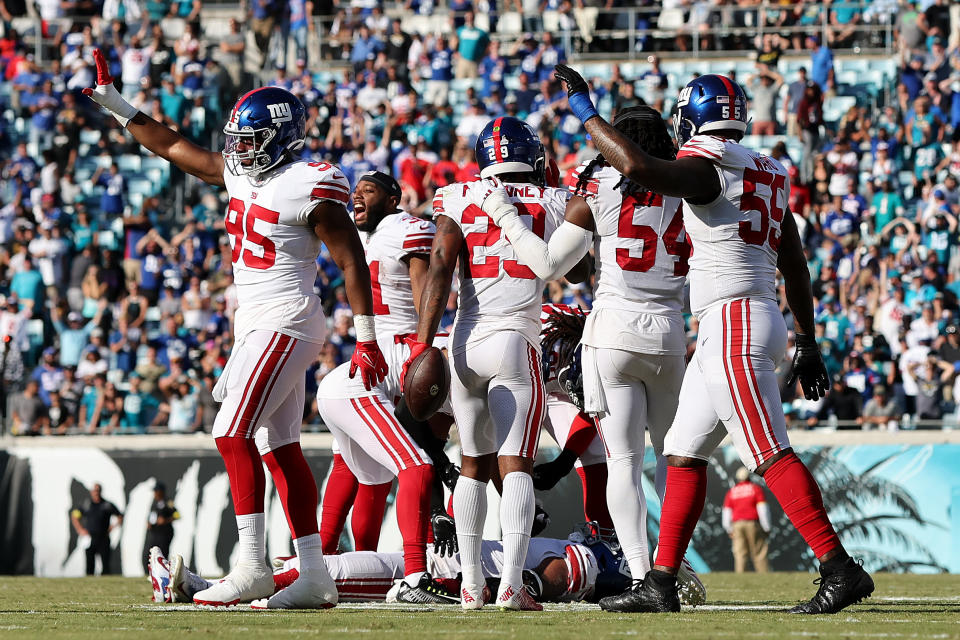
(498, 216, 593, 281)
(722, 506, 733, 533)
(757, 501, 771, 532)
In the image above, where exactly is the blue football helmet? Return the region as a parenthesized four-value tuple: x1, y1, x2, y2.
(673, 74, 749, 146)
(475, 116, 545, 184)
(223, 86, 306, 177)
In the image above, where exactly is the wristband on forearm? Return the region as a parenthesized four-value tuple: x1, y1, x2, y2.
(354, 314, 377, 342)
(568, 92, 599, 124)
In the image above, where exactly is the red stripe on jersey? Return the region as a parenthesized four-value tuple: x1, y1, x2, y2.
(492, 116, 504, 163)
(402, 241, 433, 251)
(246, 337, 297, 436)
(230, 334, 293, 438)
(677, 148, 721, 161)
(311, 187, 349, 203)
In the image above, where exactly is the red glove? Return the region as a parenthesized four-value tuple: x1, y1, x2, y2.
(400, 340, 429, 392)
(82, 48, 138, 126)
(349, 341, 388, 391)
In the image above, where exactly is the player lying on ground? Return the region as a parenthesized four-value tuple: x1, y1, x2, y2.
(555, 64, 874, 614)
(313, 171, 458, 604)
(405, 116, 584, 611)
(85, 50, 388, 610)
(147, 526, 631, 606)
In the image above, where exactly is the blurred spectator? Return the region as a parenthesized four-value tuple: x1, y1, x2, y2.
(909, 351, 955, 421)
(747, 68, 783, 135)
(860, 385, 901, 430)
(70, 484, 123, 575)
(454, 11, 488, 79)
(11, 379, 47, 436)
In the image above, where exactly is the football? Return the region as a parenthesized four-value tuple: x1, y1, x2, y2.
(402, 346, 450, 421)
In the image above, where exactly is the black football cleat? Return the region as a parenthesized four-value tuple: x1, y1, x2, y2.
(598, 577, 681, 613)
(789, 558, 874, 614)
(395, 573, 460, 605)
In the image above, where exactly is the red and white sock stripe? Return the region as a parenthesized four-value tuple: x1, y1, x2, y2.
(721, 299, 779, 466)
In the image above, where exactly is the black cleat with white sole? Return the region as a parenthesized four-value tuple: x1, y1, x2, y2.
(598, 575, 680, 613)
(396, 573, 460, 605)
(789, 558, 874, 614)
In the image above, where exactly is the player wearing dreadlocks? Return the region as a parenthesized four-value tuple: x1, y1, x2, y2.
(484, 106, 710, 606)
(535, 305, 614, 534)
(554, 64, 873, 614)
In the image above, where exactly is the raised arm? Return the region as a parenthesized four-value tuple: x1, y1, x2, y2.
(778, 208, 829, 401)
(481, 188, 593, 281)
(554, 64, 720, 201)
(308, 200, 387, 390)
(84, 48, 225, 187)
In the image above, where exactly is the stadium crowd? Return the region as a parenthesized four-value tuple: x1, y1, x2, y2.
(0, 1, 959, 435)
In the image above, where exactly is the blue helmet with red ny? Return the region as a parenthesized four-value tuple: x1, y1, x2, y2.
(475, 116, 545, 185)
(673, 74, 749, 147)
(223, 86, 306, 177)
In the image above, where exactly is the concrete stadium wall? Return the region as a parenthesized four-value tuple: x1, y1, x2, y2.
(1, 431, 958, 577)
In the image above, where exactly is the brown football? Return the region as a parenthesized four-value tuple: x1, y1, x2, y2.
(403, 346, 450, 421)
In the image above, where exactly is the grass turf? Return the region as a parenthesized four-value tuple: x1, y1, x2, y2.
(1, 573, 958, 639)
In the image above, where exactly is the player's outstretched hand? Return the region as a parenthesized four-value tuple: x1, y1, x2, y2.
(554, 64, 598, 124)
(532, 449, 577, 491)
(399, 339, 429, 392)
(350, 340, 388, 391)
(431, 509, 458, 557)
(82, 48, 138, 126)
(480, 187, 518, 227)
(787, 333, 830, 401)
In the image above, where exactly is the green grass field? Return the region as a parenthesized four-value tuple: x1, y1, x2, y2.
(1, 573, 959, 639)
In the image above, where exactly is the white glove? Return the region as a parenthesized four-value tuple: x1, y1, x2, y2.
(480, 187, 519, 227)
(82, 48, 138, 127)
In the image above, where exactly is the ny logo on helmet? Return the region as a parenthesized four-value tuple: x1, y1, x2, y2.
(267, 103, 292, 123)
(677, 86, 693, 107)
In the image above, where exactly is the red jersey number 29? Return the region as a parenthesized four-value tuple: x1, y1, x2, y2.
(226, 198, 279, 269)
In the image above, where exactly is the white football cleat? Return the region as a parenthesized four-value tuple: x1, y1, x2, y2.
(676, 556, 707, 607)
(192, 564, 274, 607)
(250, 570, 337, 610)
(459, 583, 487, 610)
(170, 555, 213, 603)
(495, 582, 543, 611)
(148, 547, 172, 603)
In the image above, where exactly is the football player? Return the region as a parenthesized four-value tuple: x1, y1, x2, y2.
(148, 525, 631, 606)
(534, 304, 612, 532)
(404, 117, 576, 611)
(556, 66, 874, 614)
(483, 106, 712, 607)
(85, 50, 388, 610)
(315, 171, 458, 604)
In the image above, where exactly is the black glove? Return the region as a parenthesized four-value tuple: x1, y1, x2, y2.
(554, 64, 599, 123)
(532, 449, 578, 491)
(431, 508, 458, 557)
(531, 502, 551, 537)
(554, 63, 589, 98)
(437, 461, 460, 493)
(787, 333, 830, 401)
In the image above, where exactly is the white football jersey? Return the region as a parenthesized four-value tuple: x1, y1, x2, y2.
(568, 162, 688, 355)
(223, 159, 350, 342)
(676, 135, 789, 316)
(433, 178, 568, 354)
(361, 211, 435, 338)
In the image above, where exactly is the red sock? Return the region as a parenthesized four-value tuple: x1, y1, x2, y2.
(262, 443, 320, 539)
(320, 454, 359, 554)
(577, 464, 613, 529)
(565, 412, 598, 457)
(351, 481, 391, 551)
(763, 452, 841, 559)
(654, 466, 707, 571)
(215, 436, 265, 515)
(397, 465, 434, 575)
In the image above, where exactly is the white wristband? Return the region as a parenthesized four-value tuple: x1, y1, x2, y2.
(354, 314, 377, 343)
(89, 82, 139, 128)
